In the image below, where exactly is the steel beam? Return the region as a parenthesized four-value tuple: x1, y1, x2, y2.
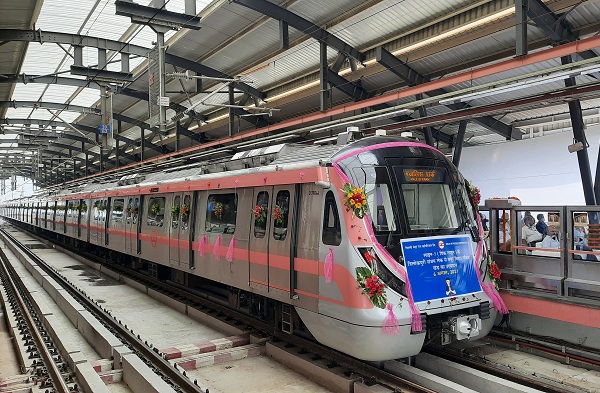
(375, 46, 517, 140)
(527, 0, 600, 79)
(416, 94, 434, 146)
(326, 69, 371, 102)
(452, 121, 467, 167)
(231, 0, 365, 63)
(115, 0, 202, 30)
(515, 0, 528, 56)
(0, 29, 264, 100)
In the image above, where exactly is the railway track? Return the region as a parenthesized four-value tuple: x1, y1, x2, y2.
(0, 225, 204, 393)
(0, 245, 73, 392)
(1, 222, 588, 393)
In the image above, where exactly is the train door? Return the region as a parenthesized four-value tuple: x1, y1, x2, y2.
(249, 188, 273, 291)
(267, 186, 295, 298)
(108, 198, 125, 250)
(125, 197, 139, 254)
(169, 193, 193, 267)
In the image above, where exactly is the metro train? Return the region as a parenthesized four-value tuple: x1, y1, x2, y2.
(1, 135, 500, 361)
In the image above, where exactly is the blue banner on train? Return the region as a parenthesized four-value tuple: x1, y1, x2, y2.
(400, 235, 482, 302)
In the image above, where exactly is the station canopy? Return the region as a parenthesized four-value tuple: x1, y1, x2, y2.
(2, 0, 600, 188)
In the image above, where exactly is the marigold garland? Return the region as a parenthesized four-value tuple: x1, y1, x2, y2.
(342, 183, 368, 218)
(171, 204, 180, 217)
(356, 267, 387, 309)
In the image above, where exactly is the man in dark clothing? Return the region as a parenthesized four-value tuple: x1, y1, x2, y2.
(536, 214, 548, 238)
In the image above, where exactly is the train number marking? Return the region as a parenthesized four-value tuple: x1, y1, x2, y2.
(308, 190, 320, 196)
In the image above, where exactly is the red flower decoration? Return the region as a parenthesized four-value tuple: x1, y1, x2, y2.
(489, 262, 501, 280)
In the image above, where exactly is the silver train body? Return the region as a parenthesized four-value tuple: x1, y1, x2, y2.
(1, 136, 497, 361)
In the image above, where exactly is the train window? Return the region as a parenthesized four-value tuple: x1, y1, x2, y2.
(181, 195, 191, 231)
(146, 197, 165, 227)
(80, 201, 88, 217)
(393, 167, 459, 231)
(354, 167, 397, 233)
(172, 196, 181, 229)
(111, 199, 125, 223)
(322, 191, 341, 246)
(254, 191, 269, 238)
(273, 190, 290, 241)
(206, 193, 237, 234)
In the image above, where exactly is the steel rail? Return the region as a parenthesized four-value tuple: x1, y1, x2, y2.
(0, 246, 71, 393)
(0, 227, 204, 393)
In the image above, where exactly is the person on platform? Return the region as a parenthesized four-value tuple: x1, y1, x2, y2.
(521, 216, 542, 254)
(536, 214, 548, 238)
(499, 212, 511, 252)
(574, 226, 597, 261)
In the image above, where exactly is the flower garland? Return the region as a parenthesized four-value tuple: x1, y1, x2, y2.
(213, 202, 223, 220)
(150, 203, 161, 215)
(254, 205, 266, 223)
(342, 183, 368, 218)
(171, 204, 180, 217)
(272, 205, 284, 225)
(356, 267, 387, 309)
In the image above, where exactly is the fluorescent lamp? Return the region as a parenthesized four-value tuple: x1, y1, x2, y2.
(439, 63, 600, 105)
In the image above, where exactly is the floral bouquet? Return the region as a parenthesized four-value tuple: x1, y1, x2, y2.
(466, 180, 481, 206)
(272, 205, 284, 225)
(356, 267, 387, 309)
(342, 183, 368, 218)
(254, 205, 266, 223)
(181, 203, 189, 220)
(171, 204, 180, 217)
(488, 257, 502, 289)
(150, 203, 161, 215)
(213, 202, 223, 220)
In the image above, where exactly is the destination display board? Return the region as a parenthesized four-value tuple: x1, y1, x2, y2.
(402, 168, 444, 183)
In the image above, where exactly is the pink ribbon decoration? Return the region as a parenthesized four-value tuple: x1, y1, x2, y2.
(382, 303, 400, 335)
(324, 247, 334, 283)
(226, 235, 236, 262)
(197, 233, 207, 256)
(213, 234, 222, 260)
(474, 214, 509, 314)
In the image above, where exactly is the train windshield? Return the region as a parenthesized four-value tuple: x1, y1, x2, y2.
(393, 167, 459, 231)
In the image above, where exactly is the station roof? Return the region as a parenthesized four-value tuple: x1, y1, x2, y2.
(2, 0, 600, 188)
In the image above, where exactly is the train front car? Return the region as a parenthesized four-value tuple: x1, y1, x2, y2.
(297, 136, 497, 361)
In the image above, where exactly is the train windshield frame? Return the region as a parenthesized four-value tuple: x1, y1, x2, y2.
(335, 142, 475, 238)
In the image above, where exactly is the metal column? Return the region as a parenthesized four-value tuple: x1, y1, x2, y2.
(562, 55, 596, 205)
(515, 0, 528, 56)
(319, 41, 329, 111)
(452, 121, 467, 167)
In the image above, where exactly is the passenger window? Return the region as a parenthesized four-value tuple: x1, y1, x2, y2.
(322, 191, 341, 246)
(147, 197, 166, 227)
(181, 195, 191, 231)
(205, 193, 237, 234)
(111, 199, 125, 223)
(273, 190, 290, 241)
(254, 191, 269, 238)
(172, 196, 181, 229)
